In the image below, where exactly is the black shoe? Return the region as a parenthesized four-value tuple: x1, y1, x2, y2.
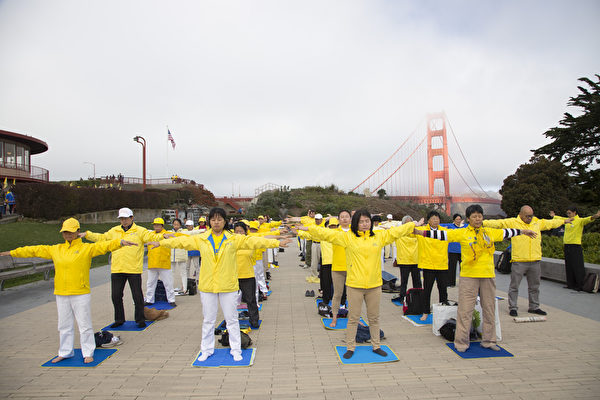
(169, 302, 177, 307)
(563, 285, 575, 289)
(110, 321, 124, 328)
(528, 308, 547, 315)
(310, 290, 315, 297)
(509, 310, 518, 317)
(373, 348, 388, 357)
(343, 350, 354, 359)
(144, 302, 153, 306)
(136, 322, 146, 328)
(305, 290, 311, 297)
(300, 257, 305, 262)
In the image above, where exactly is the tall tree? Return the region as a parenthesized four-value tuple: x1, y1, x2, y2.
(533, 74, 600, 204)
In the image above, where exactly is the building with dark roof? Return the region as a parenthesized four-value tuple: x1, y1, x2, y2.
(0, 129, 49, 183)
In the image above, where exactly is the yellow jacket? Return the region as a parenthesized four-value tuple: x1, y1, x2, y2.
(86, 223, 163, 274)
(554, 215, 593, 245)
(249, 230, 280, 260)
(148, 229, 171, 269)
(332, 228, 349, 272)
(320, 240, 333, 265)
(445, 226, 506, 278)
(257, 220, 282, 233)
(307, 223, 415, 289)
(395, 235, 418, 265)
(483, 216, 563, 261)
(10, 238, 121, 295)
(300, 215, 315, 226)
(160, 231, 280, 293)
(236, 248, 256, 279)
(415, 225, 449, 270)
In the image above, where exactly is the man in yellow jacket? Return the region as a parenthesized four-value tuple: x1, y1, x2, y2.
(82, 208, 163, 328)
(1, 218, 136, 363)
(550, 207, 600, 291)
(484, 205, 569, 317)
(145, 218, 176, 307)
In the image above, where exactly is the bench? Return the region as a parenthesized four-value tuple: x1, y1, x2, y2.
(0, 256, 54, 290)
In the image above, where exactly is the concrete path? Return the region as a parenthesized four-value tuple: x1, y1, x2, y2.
(0, 248, 599, 399)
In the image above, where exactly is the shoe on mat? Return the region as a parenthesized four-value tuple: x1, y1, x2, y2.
(528, 308, 547, 315)
(136, 322, 146, 328)
(373, 348, 388, 357)
(509, 310, 518, 317)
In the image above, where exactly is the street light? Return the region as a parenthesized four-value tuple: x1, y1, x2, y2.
(133, 135, 147, 190)
(83, 161, 96, 180)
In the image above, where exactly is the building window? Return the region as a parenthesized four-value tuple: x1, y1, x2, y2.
(0, 141, 3, 167)
(5, 142, 15, 168)
(16, 145, 24, 170)
(24, 148, 30, 170)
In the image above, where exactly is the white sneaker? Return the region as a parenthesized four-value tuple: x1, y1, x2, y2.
(232, 353, 243, 362)
(197, 352, 212, 362)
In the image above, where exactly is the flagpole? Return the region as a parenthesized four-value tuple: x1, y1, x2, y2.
(166, 125, 169, 180)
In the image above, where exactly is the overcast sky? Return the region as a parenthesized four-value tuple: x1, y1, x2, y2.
(0, 0, 598, 197)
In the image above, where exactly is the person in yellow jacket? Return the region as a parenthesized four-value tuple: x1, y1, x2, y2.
(257, 215, 282, 272)
(296, 209, 422, 359)
(248, 221, 272, 302)
(233, 221, 261, 328)
(144, 218, 176, 307)
(82, 207, 163, 328)
(550, 207, 599, 291)
(394, 215, 422, 303)
(484, 205, 568, 317)
(415, 204, 536, 352)
(169, 219, 189, 295)
(415, 210, 449, 321)
(0, 218, 137, 364)
(147, 208, 291, 362)
(329, 210, 351, 328)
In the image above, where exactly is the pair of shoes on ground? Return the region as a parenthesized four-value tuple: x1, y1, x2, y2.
(342, 348, 387, 359)
(101, 335, 123, 348)
(509, 308, 547, 317)
(304, 290, 315, 297)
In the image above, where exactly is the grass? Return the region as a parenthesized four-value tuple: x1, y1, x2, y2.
(0, 220, 155, 288)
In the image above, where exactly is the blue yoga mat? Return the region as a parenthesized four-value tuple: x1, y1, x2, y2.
(321, 317, 366, 330)
(42, 349, 117, 367)
(446, 342, 513, 359)
(391, 298, 403, 307)
(101, 321, 155, 331)
(218, 319, 262, 331)
(192, 348, 256, 368)
(267, 290, 272, 296)
(237, 304, 262, 311)
(403, 314, 433, 325)
(145, 301, 175, 310)
(335, 345, 399, 364)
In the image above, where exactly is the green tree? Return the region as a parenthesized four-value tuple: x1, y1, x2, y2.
(377, 188, 387, 199)
(533, 75, 600, 205)
(499, 156, 572, 217)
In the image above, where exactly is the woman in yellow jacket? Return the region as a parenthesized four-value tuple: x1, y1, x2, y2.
(233, 222, 261, 328)
(0, 218, 136, 364)
(148, 208, 291, 362)
(330, 210, 352, 328)
(416, 204, 536, 353)
(297, 209, 421, 359)
(144, 218, 176, 306)
(394, 215, 422, 302)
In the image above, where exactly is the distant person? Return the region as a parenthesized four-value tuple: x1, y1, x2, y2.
(82, 208, 163, 328)
(484, 205, 569, 316)
(169, 219, 188, 295)
(394, 215, 422, 302)
(329, 210, 351, 328)
(5, 190, 15, 214)
(441, 213, 465, 287)
(0, 218, 137, 363)
(550, 207, 600, 291)
(0, 189, 5, 217)
(381, 214, 400, 260)
(144, 218, 176, 307)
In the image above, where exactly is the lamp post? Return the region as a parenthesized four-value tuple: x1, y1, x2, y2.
(83, 162, 96, 180)
(133, 135, 147, 190)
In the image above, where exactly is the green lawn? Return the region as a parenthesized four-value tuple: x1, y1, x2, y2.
(0, 221, 154, 288)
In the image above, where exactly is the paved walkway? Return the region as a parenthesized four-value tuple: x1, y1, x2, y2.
(0, 248, 599, 399)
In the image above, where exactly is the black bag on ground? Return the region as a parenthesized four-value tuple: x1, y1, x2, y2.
(187, 278, 197, 295)
(94, 330, 114, 347)
(439, 319, 457, 341)
(154, 280, 167, 302)
(495, 246, 512, 274)
(318, 303, 332, 318)
(355, 324, 385, 343)
(582, 273, 599, 293)
(337, 308, 348, 318)
(403, 288, 427, 315)
(218, 331, 252, 349)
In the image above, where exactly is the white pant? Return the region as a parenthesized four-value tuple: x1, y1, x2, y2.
(56, 294, 95, 358)
(187, 256, 200, 280)
(200, 291, 241, 357)
(381, 249, 385, 271)
(254, 260, 267, 302)
(172, 261, 188, 292)
(145, 268, 175, 303)
(311, 242, 321, 277)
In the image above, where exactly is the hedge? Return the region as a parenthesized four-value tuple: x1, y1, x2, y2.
(13, 182, 171, 220)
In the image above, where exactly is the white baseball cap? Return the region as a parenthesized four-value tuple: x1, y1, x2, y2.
(387, 214, 393, 219)
(118, 207, 133, 218)
(315, 213, 323, 220)
(185, 220, 194, 226)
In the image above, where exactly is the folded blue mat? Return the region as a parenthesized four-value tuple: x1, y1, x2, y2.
(403, 314, 432, 325)
(192, 348, 256, 367)
(217, 319, 262, 331)
(446, 342, 513, 359)
(335, 345, 399, 364)
(321, 317, 366, 330)
(145, 301, 175, 310)
(382, 271, 398, 283)
(391, 298, 403, 307)
(42, 349, 117, 367)
(101, 321, 155, 331)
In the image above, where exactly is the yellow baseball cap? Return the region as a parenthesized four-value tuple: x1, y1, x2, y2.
(328, 217, 339, 226)
(153, 217, 165, 225)
(257, 215, 265, 220)
(248, 221, 259, 230)
(60, 218, 80, 233)
(199, 216, 206, 222)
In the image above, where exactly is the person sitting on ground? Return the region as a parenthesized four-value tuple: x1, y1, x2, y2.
(0, 218, 137, 363)
(415, 204, 536, 352)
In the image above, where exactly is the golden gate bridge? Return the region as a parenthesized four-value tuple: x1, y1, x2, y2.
(351, 112, 501, 213)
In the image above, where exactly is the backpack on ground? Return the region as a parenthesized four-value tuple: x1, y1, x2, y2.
(94, 330, 122, 348)
(582, 273, 599, 293)
(318, 303, 332, 318)
(439, 318, 457, 341)
(187, 278, 197, 295)
(495, 246, 512, 274)
(403, 288, 427, 315)
(154, 280, 168, 302)
(218, 331, 252, 349)
(355, 324, 385, 343)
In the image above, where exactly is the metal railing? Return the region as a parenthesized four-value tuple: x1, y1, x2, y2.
(0, 164, 49, 182)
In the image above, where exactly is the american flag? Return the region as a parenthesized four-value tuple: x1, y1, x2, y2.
(168, 129, 176, 149)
